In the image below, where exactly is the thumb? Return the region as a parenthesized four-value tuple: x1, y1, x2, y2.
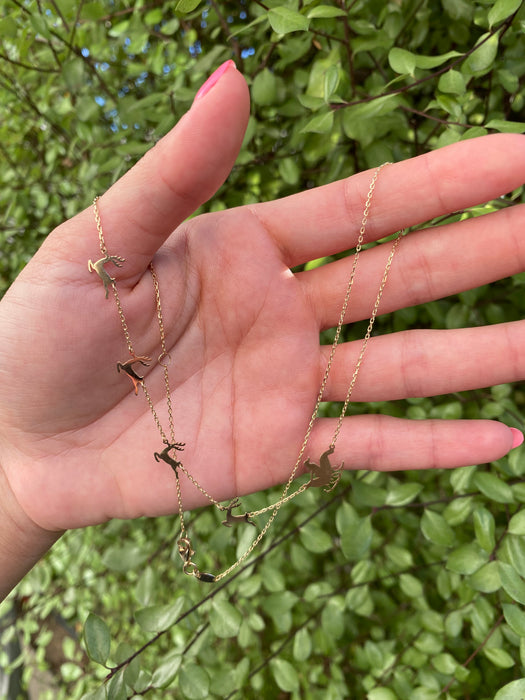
(54, 60, 250, 276)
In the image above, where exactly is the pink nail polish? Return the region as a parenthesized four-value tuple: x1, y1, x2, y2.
(510, 427, 524, 448)
(194, 60, 236, 100)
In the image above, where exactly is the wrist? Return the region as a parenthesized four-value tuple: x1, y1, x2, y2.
(0, 466, 62, 601)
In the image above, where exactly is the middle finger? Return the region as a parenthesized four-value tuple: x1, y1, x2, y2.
(299, 203, 525, 329)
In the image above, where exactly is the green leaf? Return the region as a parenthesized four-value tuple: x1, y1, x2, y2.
(252, 69, 277, 106)
(134, 598, 185, 633)
(301, 110, 334, 134)
(494, 678, 525, 700)
(469, 561, 501, 593)
(61, 662, 83, 682)
(293, 627, 312, 662)
(488, 0, 522, 27)
(497, 68, 520, 95)
(307, 6, 347, 19)
(261, 592, 298, 631)
(503, 603, 525, 637)
(474, 472, 514, 503)
(499, 562, 525, 604)
(443, 494, 472, 525)
(445, 303, 469, 329)
(445, 610, 463, 637)
(509, 510, 525, 535)
(342, 94, 400, 144)
(463, 33, 499, 75)
(102, 543, 149, 572)
(438, 70, 467, 95)
(210, 599, 242, 639)
(135, 567, 156, 607)
(388, 48, 417, 75)
(179, 664, 210, 700)
(421, 509, 455, 547)
(80, 686, 107, 700)
(446, 543, 488, 575)
(352, 480, 386, 507)
(278, 158, 300, 186)
(368, 689, 398, 700)
(346, 585, 374, 616)
(388, 47, 462, 76)
(268, 8, 310, 35)
(84, 613, 110, 666)
(504, 535, 525, 578)
(0, 17, 18, 36)
(270, 658, 300, 693)
(399, 573, 423, 599)
(107, 669, 126, 700)
(485, 119, 525, 134)
(340, 515, 373, 561)
(321, 597, 345, 639)
(299, 521, 334, 553)
(174, 0, 202, 13)
(384, 544, 413, 571)
(151, 649, 182, 689)
(484, 647, 515, 668)
(385, 482, 422, 506)
(442, 0, 474, 20)
(324, 64, 340, 101)
(30, 14, 52, 39)
(432, 652, 458, 675)
(62, 59, 85, 91)
(474, 507, 496, 552)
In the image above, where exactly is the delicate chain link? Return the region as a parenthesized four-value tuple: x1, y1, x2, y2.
(92, 196, 109, 258)
(330, 232, 402, 448)
(215, 166, 404, 577)
(93, 196, 135, 356)
(91, 163, 402, 582)
(149, 263, 176, 445)
(247, 163, 398, 518)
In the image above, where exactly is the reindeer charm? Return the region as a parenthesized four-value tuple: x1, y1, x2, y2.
(221, 498, 256, 528)
(117, 355, 152, 395)
(154, 442, 186, 475)
(304, 446, 344, 493)
(88, 254, 126, 298)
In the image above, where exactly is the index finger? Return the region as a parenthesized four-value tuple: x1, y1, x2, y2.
(253, 134, 525, 267)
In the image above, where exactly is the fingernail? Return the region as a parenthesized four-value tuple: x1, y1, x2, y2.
(510, 427, 524, 448)
(194, 60, 236, 100)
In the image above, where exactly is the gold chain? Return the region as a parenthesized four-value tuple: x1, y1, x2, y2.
(89, 164, 403, 583)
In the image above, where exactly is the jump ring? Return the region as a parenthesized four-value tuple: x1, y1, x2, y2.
(158, 352, 172, 368)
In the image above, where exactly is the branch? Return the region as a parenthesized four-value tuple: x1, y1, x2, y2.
(441, 614, 504, 695)
(104, 483, 352, 681)
(0, 49, 58, 73)
(209, 0, 243, 65)
(331, 15, 518, 113)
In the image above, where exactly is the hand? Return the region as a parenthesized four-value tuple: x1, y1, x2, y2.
(0, 63, 524, 537)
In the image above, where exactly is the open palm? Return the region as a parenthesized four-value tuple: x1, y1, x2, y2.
(0, 64, 524, 536)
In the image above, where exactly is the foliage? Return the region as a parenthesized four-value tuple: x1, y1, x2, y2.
(1, 0, 525, 698)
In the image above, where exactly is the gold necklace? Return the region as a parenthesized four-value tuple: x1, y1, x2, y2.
(89, 163, 402, 583)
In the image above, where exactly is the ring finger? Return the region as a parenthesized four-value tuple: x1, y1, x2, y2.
(299, 203, 525, 329)
(320, 321, 525, 403)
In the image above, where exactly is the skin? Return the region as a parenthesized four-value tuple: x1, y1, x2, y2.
(1, 64, 524, 600)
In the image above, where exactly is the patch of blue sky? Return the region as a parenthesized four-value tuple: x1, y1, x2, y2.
(135, 71, 149, 86)
(189, 40, 202, 57)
